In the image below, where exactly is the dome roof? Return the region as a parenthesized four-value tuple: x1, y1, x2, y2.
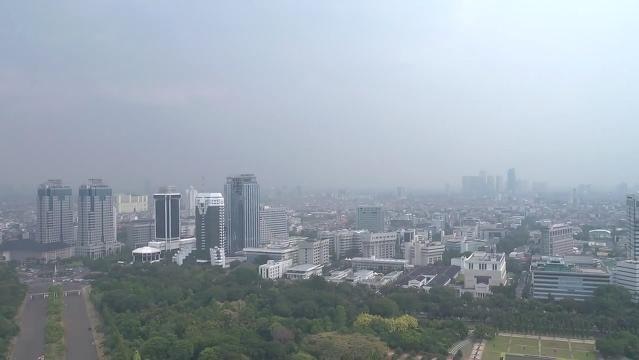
(132, 246, 161, 255)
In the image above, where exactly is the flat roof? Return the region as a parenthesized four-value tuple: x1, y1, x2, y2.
(243, 247, 297, 254)
(287, 264, 322, 272)
(352, 257, 408, 264)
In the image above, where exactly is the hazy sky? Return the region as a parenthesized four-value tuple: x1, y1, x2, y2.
(1, 1, 639, 193)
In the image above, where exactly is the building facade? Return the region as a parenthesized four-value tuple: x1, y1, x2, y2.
(458, 252, 507, 298)
(541, 224, 574, 256)
(259, 259, 293, 280)
(351, 256, 408, 273)
(532, 256, 611, 301)
(154, 187, 181, 242)
(36, 180, 74, 245)
(298, 238, 330, 265)
(225, 174, 260, 254)
(361, 232, 396, 258)
(404, 241, 445, 266)
(356, 206, 384, 232)
(76, 179, 118, 259)
(259, 207, 288, 245)
(115, 194, 148, 214)
(122, 219, 155, 249)
(194, 193, 225, 262)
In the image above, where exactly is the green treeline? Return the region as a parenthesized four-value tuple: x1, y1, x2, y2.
(45, 285, 65, 360)
(90, 263, 467, 359)
(0, 263, 26, 360)
(89, 262, 639, 359)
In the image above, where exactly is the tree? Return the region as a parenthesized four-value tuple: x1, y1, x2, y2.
(198, 347, 220, 360)
(302, 332, 388, 360)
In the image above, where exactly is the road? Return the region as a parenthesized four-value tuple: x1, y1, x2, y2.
(10, 268, 98, 360)
(63, 286, 98, 360)
(12, 279, 50, 360)
(11, 295, 46, 360)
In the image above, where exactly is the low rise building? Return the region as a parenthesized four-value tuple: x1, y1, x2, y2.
(259, 259, 293, 280)
(613, 260, 639, 303)
(457, 251, 507, 298)
(243, 245, 299, 264)
(286, 264, 323, 280)
(404, 240, 445, 266)
(531, 256, 611, 301)
(351, 256, 408, 273)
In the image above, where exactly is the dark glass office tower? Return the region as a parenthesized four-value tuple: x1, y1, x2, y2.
(224, 174, 259, 254)
(154, 186, 181, 242)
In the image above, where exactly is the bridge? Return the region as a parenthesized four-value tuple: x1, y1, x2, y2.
(28, 289, 81, 300)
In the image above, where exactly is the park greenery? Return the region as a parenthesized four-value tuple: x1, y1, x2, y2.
(86, 254, 639, 359)
(0, 263, 25, 360)
(90, 263, 468, 359)
(45, 285, 65, 360)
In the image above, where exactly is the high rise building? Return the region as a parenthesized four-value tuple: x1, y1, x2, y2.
(36, 180, 74, 245)
(356, 206, 384, 232)
(184, 186, 198, 218)
(114, 194, 148, 214)
(225, 174, 260, 254)
(540, 224, 574, 256)
(627, 195, 639, 261)
(259, 207, 289, 245)
(154, 186, 181, 242)
(507, 168, 517, 193)
(77, 179, 118, 259)
(614, 195, 639, 302)
(195, 193, 225, 262)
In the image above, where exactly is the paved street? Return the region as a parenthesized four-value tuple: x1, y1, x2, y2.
(11, 295, 46, 360)
(10, 268, 99, 360)
(64, 287, 98, 360)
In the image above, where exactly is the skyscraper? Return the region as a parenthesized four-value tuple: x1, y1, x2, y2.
(184, 186, 198, 218)
(507, 168, 517, 193)
(225, 174, 260, 254)
(627, 195, 639, 261)
(77, 179, 117, 259)
(259, 206, 289, 245)
(154, 186, 181, 243)
(195, 193, 225, 263)
(356, 206, 384, 232)
(613, 195, 639, 302)
(36, 180, 73, 245)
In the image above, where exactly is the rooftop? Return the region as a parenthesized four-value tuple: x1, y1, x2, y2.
(467, 251, 505, 262)
(287, 264, 323, 272)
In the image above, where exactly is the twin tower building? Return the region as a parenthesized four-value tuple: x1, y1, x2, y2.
(155, 174, 260, 264)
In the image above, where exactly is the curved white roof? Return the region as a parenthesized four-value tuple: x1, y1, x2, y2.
(132, 246, 161, 254)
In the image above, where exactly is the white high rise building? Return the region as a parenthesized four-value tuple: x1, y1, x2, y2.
(613, 195, 639, 302)
(259, 207, 289, 245)
(76, 179, 119, 259)
(541, 224, 574, 256)
(36, 180, 74, 246)
(184, 186, 198, 218)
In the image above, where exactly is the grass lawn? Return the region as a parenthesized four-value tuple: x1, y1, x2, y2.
(482, 335, 597, 360)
